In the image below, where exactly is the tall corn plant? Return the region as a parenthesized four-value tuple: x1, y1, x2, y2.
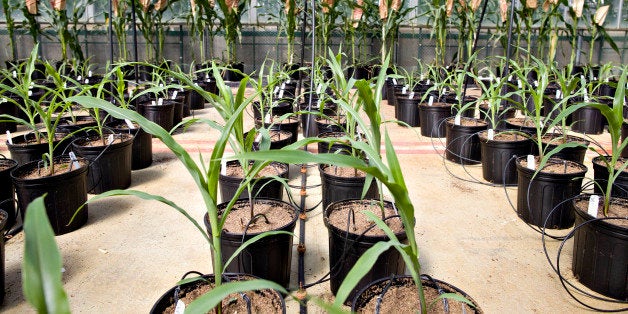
(70, 63, 287, 312)
(215, 0, 250, 64)
(235, 53, 441, 312)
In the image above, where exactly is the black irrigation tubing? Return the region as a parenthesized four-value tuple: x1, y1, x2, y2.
(545, 216, 628, 312)
(374, 274, 396, 314)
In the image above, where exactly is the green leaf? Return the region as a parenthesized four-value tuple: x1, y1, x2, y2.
(22, 195, 71, 314)
(333, 241, 397, 307)
(431, 292, 476, 309)
(185, 279, 287, 313)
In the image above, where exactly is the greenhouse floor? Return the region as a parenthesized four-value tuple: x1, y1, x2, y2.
(0, 92, 625, 313)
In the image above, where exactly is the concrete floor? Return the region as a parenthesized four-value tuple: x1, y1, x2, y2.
(0, 94, 625, 313)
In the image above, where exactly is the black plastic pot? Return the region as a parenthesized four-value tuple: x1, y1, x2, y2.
(188, 80, 210, 110)
(319, 164, 378, 210)
(222, 62, 245, 81)
(0, 210, 6, 305)
(170, 98, 184, 127)
(479, 131, 531, 185)
(592, 156, 628, 198)
(445, 117, 488, 165)
(419, 102, 452, 137)
(317, 132, 352, 155)
(0, 99, 17, 133)
(299, 101, 337, 137)
(72, 134, 133, 194)
(252, 130, 293, 150)
(219, 160, 289, 202)
(351, 275, 482, 313)
(396, 95, 422, 127)
(260, 116, 300, 144)
(571, 106, 604, 135)
(623, 120, 628, 158)
(516, 157, 587, 229)
(315, 116, 346, 136)
(325, 199, 407, 303)
(7, 132, 67, 166)
(478, 104, 516, 130)
(505, 117, 539, 136)
(541, 134, 590, 164)
(106, 120, 152, 170)
(150, 273, 287, 313)
(205, 198, 298, 288)
(12, 157, 88, 235)
(0, 156, 18, 230)
(140, 100, 175, 132)
(572, 195, 627, 300)
(347, 65, 370, 80)
(253, 100, 294, 122)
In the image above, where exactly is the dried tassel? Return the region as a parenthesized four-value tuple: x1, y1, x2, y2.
(113, 0, 119, 16)
(499, 0, 508, 22)
(26, 0, 37, 14)
(594, 5, 609, 26)
(391, 0, 401, 12)
(139, 0, 150, 12)
(446, 0, 453, 17)
(50, 0, 65, 11)
(470, 0, 481, 12)
(525, 0, 537, 9)
(379, 0, 387, 19)
(352, 0, 363, 28)
(154, 0, 167, 11)
(209, 0, 214, 7)
(322, 0, 334, 13)
(572, 0, 583, 18)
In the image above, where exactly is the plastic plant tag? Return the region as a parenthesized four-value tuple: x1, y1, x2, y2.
(124, 119, 135, 129)
(273, 86, 280, 94)
(220, 159, 227, 175)
(428, 95, 434, 106)
(281, 82, 286, 90)
(555, 90, 561, 99)
(526, 155, 536, 170)
(587, 195, 599, 217)
(454, 114, 461, 125)
(264, 114, 271, 123)
(88, 70, 93, 77)
(584, 91, 589, 102)
(69, 152, 80, 169)
(255, 132, 263, 143)
(152, 100, 156, 106)
(158, 98, 164, 106)
(12, 71, 16, 78)
(408, 92, 415, 99)
(85, 79, 89, 84)
(28, 90, 32, 97)
(392, 78, 397, 85)
(278, 88, 284, 99)
(174, 300, 185, 314)
(63, 82, 67, 89)
(159, 83, 164, 87)
(533, 80, 538, 87)
(6, 131, 12, 144)
(487, 129, 494, 140)
(171, 90, 178, 100)
(316, 84, 322, 94)
(427, 79, 431, 85)
(286, 79, 290, 84)
(107, 134, 114, 145)
(401, 86, 407, 94)
(517, 79, 522, 88)
(77, 75, 82, 81)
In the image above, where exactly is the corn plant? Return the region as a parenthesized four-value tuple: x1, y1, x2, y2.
(70, 63, 292, 312)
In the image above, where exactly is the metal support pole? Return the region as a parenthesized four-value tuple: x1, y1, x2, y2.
(108, 0, 114, 66)
(130, 0, 139, 83)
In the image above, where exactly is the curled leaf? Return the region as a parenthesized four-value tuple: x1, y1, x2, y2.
(594, 5, 609, 26)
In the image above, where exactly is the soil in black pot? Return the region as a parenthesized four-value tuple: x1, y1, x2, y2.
(220, 161, 289, 201)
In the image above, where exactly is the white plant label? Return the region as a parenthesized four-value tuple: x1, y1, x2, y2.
(28, 90, 32, 97)
(555, 90, 561, 99)
(408, 92, 415, 99)
(281, 82, 286, 90)
(255, 133, 263, 143)
(587, 195, 600, 217)
(427, 79, 431, 85)
(159, 83, 164, 88)
(171, 90, 178, 100)
(151, 100, 157, 106)
(401, 86, 407, 94)
(278, 88, 284, 99)
(273, 86, 279, 94)
(454, 114, 461, 125)
(107, 134, 114, 145)
(516, 79, 522, 88)
(124, 119, 135, 129)
(85, 79, 89, 84)
(286, 79, 290, 84)
(533, 80, 538, 87)
(316, 84, 322, 94)
(88, 70, 93, 77)
(174, 300, 185, 314)
(264, 114, 271, 123)
(77, 75, 82, 81)
(12, 71, 16, 78)
(63, 82, 67, 89)
(428, 95, 434, 106)
(443, 87, 448, 94)
(584, 91, 589, 103)
(526, 155, 536, 170)
(6, 131, 12, 144)
(487, 129, 494, 140)
(69, 152, 80, 169)
(205, 73, 210, 80)
(220, 159, 227, 175)
(158, 98, 164, 106)
(392, 78, 397, 85)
